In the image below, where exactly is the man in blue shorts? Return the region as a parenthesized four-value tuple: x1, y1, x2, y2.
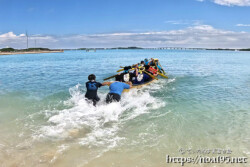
(103, 81, 132, 103)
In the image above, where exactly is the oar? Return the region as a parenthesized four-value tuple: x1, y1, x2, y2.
(117, 68, 125, 72)
(152, 59, 159, 72)
(105, 68, 135, 80)
(158, 62, 166, 75)
(117, 64, 139, 72)
(117, 67, 137, 73)
(143, 70, 158, 80)
(158, 72, 168, 79)
(154, 59, 166, 76)
(104, 74, 118, 81)
(149, 59, 168, 79)
(156, 62, 168, 79)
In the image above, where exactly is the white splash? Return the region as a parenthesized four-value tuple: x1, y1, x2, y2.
(34, 81, 166, 156)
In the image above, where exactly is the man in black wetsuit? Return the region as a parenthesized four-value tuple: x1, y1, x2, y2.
(85, 74, 103, 106)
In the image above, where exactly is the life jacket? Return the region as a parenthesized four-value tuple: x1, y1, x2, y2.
(136, 74, 144, 82)
(123, 73, 130, 82)
(138, 67, 145, 74)
(148, 67, 157, 74)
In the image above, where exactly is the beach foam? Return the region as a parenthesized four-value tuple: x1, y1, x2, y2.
(33, 82, 165, 158)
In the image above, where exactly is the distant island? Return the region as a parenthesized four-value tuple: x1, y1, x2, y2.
(0, 47, 64, 55)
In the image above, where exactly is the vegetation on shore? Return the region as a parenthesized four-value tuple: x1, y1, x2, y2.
(0, 48, 15, 52)
(111, 46, 143, 49)
(78, 46, 142, 50)
(239, 48, 250, 51)
(0, 47, 63, 52)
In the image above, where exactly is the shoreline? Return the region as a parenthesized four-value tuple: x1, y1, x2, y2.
(0, 50, 64, 55)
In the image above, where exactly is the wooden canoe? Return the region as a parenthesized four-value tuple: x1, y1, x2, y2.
(123, 78, 155, 92)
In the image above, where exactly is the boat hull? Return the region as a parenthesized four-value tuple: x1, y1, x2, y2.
(123, 79, 155, 92)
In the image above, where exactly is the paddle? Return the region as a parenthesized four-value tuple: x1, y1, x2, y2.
(153, 59, 168, 78)
(158, 72, 168, 79)
(143, 70, 158, 80)
(103, 74, 118, 81)
(117, 64, 140, 72)
(158, 62, 166, 75)
(117, 68, 127, 72)
(104, 68, 134, 80)
(152, 59, 159, 71)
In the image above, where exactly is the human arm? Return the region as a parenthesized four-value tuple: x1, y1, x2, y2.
(102, 82, 112, 86)
(124, 81, 132, 89)
(154, 72, 158, 76)
(97, 82, 103, 87)
(128, 81, 132, 88)
(135, 64, 138, 76)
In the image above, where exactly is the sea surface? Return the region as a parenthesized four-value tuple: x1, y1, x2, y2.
(0, 49, 249, 167)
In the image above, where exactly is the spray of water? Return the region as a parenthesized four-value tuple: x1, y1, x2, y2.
(30, 81, 166, 164)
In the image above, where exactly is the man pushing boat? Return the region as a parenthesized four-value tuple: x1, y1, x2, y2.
(85, 74, 132, 105)
(102, 81, 132, 103)
(85, 74, 104, 106)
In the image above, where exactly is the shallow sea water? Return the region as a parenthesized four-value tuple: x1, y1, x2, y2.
(0, 49, 249, 167)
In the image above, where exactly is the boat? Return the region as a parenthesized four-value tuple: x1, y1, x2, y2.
(104, 58, 168, 92)
(123, 77, 155, 92)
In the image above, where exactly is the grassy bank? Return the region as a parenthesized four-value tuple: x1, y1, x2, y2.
(0, 47, 64, 55)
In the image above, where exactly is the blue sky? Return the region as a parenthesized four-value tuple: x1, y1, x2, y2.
(1, 0, 250, 48)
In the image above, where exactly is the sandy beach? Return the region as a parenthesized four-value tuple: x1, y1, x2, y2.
(0, 50, 64, 55)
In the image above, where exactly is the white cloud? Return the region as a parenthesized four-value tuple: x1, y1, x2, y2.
(165, 20, 202, 25)
(0, 32, 58, 49)
(197, 0, 250, 6)
(213, 0, 250, 6)
(236, 24, 250, 27)
(0, 32, 17, 38)
(1, 25, 250, 49)
(166, 20, 189, 25)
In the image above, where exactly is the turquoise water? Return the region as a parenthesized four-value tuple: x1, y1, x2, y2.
(0, 50, 250, 166)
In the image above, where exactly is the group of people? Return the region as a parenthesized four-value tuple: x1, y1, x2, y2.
(115, 58, 160, 84)
(85, 74, 131, 106)
(85, 58, 160, 106)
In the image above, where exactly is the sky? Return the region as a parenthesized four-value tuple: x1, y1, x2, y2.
(0, 0, 250, 49)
